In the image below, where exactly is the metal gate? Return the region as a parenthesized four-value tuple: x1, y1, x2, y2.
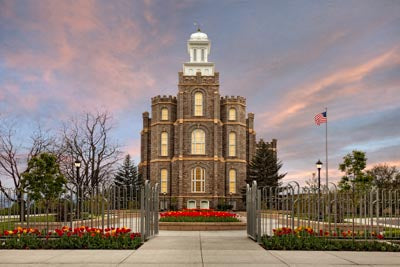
(0, 180, 159, 243)
(246, 182, 400, 243)
(246, 181, 261, 243)
(140, 180, 159, 241)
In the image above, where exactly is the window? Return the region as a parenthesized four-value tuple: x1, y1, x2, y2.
(201, 49, 205, 62)
(191, 129, 205, 154)
(187, 200, 196, 209)
(229, 132, 236, 157)
(228, 108, 236, 121)
(229, 169, 236, 194)
(160, 132, 168, 156)
(161, 108, 168, 121)
(194, 92, 203, 116)
(193, 48, 197, 61)
(191, 167, 205, 192)
(161, 169, 168, 193)
(200, 200, 209, 209)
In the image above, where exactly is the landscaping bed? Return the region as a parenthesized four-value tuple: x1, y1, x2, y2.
(0, 226, 142, 249)
(262, 227, 400, 251)
(159, 209, 245, 230)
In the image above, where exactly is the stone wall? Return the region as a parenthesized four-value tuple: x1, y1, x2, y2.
(140, 71, 262, 210)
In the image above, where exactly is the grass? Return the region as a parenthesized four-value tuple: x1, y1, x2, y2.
(0, 215, 56, 231)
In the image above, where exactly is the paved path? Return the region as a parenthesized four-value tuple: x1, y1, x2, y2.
(0, 230, 399, 266)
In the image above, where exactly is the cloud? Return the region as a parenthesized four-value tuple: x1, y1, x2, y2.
(0, 0, 183, 116)
(259, 48, 400, 129)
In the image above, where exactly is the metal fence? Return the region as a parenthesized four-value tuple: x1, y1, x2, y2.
(0, 180, 159, 242)
(247, 181, 400, 242)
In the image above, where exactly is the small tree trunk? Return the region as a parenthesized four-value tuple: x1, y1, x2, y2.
(18, 192, 26, 223)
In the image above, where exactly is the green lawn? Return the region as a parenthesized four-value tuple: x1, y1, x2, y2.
(0, 215, 55, 231)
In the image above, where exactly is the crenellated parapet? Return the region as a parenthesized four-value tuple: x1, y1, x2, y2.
(178, 72, 220, 85)
(151, 95, 177, 105)
(220, 95, 246, 106)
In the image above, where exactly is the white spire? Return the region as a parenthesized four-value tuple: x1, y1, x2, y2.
(183, 29, 215, 76)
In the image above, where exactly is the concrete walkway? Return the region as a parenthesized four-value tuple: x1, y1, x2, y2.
(0, 230, 399, 266)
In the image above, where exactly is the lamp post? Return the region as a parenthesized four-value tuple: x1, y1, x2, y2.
(74, 159, 81, 218)
(316, 160, 323, 225)
(162, 192, 167, 211)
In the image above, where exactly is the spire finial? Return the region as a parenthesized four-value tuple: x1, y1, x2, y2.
(194, 21, 201, 32)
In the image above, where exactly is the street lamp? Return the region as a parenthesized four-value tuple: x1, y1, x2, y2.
(74, 159, 81, 218)
(316, 160, 323, 223)
(316, 160, 322, 191)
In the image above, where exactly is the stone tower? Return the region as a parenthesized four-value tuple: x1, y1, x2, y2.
(139, 30, 258, 210)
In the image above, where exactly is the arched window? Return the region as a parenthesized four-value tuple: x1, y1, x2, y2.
(161, 108, 168, 121)
(194, 92, 203, 116)
(191, 167, 205, 192)
(191, 129, 205, 154)
(228, 132, 236, 157)
(228, 108, 236, 121)
(160, 169, 168, 193)
(160, 132, 168, 156)
(229, 169, 236, 194)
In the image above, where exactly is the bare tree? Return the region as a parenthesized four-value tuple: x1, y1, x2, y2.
(0, 119, 56, 221)
(60, 111, 121, 195)
(305, 172, 318, 190)
(0, 120, 56, 199)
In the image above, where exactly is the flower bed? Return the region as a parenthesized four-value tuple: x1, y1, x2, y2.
(160, 209, 240, 222)
(0, 226, 141, 249)
(262, 227, 400, 251)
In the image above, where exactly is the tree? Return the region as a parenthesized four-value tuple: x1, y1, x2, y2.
(0, 121, 56, 200)
(60, 111, 121, 196)
(305, 172, 318, 190)
(21, 153, 66, 204)
(247, 139, 286, 188)
(0, 120, 56, 222)
(337, 150, 372, 192)
(114, 154, 139, 188)
(367, 164, 400, 190)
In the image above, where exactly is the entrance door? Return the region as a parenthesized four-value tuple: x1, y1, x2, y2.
(200, 200, 209, 209)
(187, 200, 196, 209)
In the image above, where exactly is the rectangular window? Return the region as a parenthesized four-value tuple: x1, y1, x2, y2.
(193, 48, 197, 61)
(191, 167, 205, 193)
(229, 169, 236, 194)
(201, 49, 205, 62)
(161, 108, 168, 120)
(161, 132, 168, 156)
(194, 92, 203, 116)
(229, 132, 236, 157)
(161, 169, 168, 193)
(229, 108, 236, 121)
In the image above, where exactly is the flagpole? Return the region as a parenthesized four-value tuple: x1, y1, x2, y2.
(325, 107, 328, 188)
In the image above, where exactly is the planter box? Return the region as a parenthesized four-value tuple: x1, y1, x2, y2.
(159, 222, 246, 231)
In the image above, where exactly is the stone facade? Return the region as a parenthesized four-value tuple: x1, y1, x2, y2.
(139, 30, 274, 210)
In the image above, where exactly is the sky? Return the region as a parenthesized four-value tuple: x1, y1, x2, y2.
(1, 0, 400, 186)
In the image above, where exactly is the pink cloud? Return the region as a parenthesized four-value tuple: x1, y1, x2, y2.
(124, 139, 141, 162)
(0, 83, 40, 112)
(257, 48, 400, 131)
(283, 168, 343, 187)
(1, 1, 182, 115)
(0, 0, 14, 19)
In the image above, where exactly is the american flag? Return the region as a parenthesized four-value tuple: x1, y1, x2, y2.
(314, 111, 327, 126)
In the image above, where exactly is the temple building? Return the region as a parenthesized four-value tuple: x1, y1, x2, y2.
(139, 29, 276, 210)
